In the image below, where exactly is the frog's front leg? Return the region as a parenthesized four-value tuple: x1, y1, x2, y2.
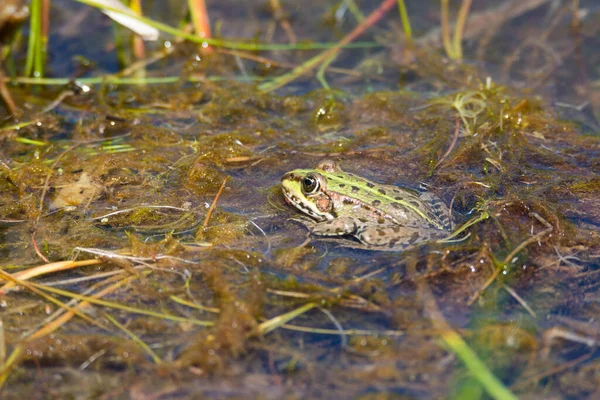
(357, 225, 445, 250)
(312, 217, 360, 237)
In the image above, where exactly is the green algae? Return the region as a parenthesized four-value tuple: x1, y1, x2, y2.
(0, 0, 599, 398)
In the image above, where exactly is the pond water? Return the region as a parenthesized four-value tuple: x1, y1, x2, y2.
(1, 0, 599, 398)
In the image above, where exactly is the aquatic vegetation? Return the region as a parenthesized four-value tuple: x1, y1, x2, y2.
(0, 0, 598, 398)
(428, 90, 488, 136)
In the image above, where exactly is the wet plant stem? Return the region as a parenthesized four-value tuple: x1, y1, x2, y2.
(434, 118, 460, 170)
(440, 0, 472, 61)
(105, 312, 163, 364)
(441, 329, 518, 400)
(269, 0, 297, 44)
(453, 0, 472, 60)
(24, 0, 41, 77)
(440, 0, 454, 59)
(259, 0, 397, 92)
(74, 0, 377, 51)
(0, 69, 17, 116)
(188, 0, 212, 52)
(197, 176, 229, 240)
(571, 0, 580, 28)
(412, 258, 517, 400)
(0, 320, 5, 368)
(30, 280, 213, 327)
(129, 0, 146, 61)
(39, 0, 50, 74)
(316, 52, 340, 90)
(345, 0, 365, 23)
(468, 213, 553, 305)
(397, 0, 412, 42)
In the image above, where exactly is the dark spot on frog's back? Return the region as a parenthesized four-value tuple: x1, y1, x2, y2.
(366, 183, 375, 188)
(338, 183, 345, 188)
(378, 188, 386, 195)
(351, 186, 359, 193)
(408, 231, 420, 244)
(372, 200, 381, 206)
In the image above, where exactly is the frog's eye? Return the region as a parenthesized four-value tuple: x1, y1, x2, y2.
(301, 175, 320, 194)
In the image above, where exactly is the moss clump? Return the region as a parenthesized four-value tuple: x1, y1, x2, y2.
(185, 160, 228, 194)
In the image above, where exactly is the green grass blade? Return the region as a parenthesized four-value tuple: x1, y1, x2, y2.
(441, 329, 518, 400)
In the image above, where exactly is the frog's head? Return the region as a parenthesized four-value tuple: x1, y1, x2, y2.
(281, 169, 335, 222)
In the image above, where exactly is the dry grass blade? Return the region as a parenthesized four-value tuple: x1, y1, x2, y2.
(259, 268, 387, 335)
(0, 319, 5, 367)
(197, 176, 229, 240)
(217, 48, 361, 77)
(257, 302, 318, 335)
(279, 323, 403, 336)
(0, 259, 102, 294)
(0, 344, 25, 389)
(0, 269, 103, 329)
(502, 284, 537, 318)
(29, 282, 214, 326)
(25, 273, 141, 341)
(0, 69, 18, 117)
(511, 352, 593, 391)
(170, 295, 220, 313)
(31, 232, 50, 263)
(0, 273, 128, 389)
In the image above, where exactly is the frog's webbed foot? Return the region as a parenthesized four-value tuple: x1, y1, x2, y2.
(311, 217, 359, 237)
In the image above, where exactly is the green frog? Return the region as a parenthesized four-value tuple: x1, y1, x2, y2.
(281, 160, 452, 250)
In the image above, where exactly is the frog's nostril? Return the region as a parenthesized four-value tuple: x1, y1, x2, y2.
(282, 172, 295, 181)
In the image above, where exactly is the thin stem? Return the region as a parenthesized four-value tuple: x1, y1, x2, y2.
(74, 0, 377, 51)
(440, 0, 455, 59)
(24, 0, 41, 76)
(188, 0, 212, 53)
(316, 51, 340, 90)
(453, 0, 472, 60)
(130, 0, 146, 60)
(397, 0, 412, 41)
(259, 0, 397, 92)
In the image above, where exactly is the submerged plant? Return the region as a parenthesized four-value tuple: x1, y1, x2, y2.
(429, 90, 488, 135)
